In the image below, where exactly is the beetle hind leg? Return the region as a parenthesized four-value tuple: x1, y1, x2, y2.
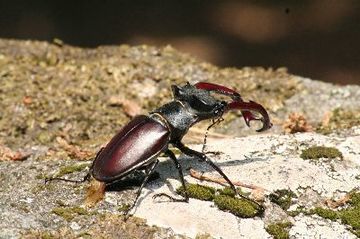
(45, 147, 102, 185)
(152, 150, 189, 203)
(175, 141, 265, 215)
(45, 172, 91, 184)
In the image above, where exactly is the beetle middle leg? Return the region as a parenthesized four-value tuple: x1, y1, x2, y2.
(152, 150, 189, 202)
(124, 159, 159, 215)
(175, 141, 264, 214)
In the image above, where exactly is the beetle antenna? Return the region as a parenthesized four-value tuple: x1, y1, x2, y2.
(201, 116, 224, 153)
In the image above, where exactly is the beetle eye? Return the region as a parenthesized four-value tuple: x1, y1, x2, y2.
(213, 103, 225, 116)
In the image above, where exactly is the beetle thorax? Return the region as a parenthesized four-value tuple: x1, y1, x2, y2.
(150, 101, 198, 141)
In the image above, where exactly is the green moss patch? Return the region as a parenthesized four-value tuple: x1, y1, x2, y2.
(195, 233, 213, 239)
(55, 163, 90, 178)
(269, 189, 297, 211)
(217, 186, 236, 197)
(265, 222, 292, 239)
(214, 195, 260, 218)
(287, 206, 308, 217)
(176, 183, 263, 218)
(52, 206, 88, 221)
(300, 146, 343, 160)
(118, 203, 131, 213)
(177, 183, 215, 201)
(317, 108, 360, 134)
(310, 207, 338, 220)
(310, 191, 360, 237)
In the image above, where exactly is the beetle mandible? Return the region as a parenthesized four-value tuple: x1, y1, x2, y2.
(47, 82, 272, 214)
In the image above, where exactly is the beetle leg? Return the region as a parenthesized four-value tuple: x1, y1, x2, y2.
(152, 150, 189, 202)
(202, 116, 224, 153)
(44, 173, 91, 184)
(44, 148, 103, 184)
(124, 159, 159, 215)
(175, 141, 264, 214)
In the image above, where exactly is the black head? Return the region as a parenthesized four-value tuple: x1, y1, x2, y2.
(171, 83, 226, 121)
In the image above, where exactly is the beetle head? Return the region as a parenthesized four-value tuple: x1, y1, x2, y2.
(171, 83, 226, 121)
(193, 82, 272, 132)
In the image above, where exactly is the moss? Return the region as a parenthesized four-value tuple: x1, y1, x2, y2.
(22, 231, 55, 239)
(265, 222, 292, 239)
(40, 232, 55, 239)
(348, 191, 360, 205)
(269, 189, 297, 211)
(195, 233, 213, 239)
(287, 206, 308, 217)
(176, 183, 262, 218)
(55, 163, 89, 178)
(317, 108, 360, 134)
(31, 184, 56, 194)
(340, 191, 360, 237)
(310, 207, 339, 220)
(217, 186, 236, 197)
(341, 208, 360, 235)
(309, 191, 360, 237)
(35, 173, 46, 180)
(213, 195, 260, 218)
(52, 206, 88, 221)
(300, 146, 343, 160)
(118, 203, 131, 213)
(177, 183, 215, 201)
(37, 131, 54, 144)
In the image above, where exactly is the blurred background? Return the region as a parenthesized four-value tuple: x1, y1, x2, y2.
(0, 0, 359, 85)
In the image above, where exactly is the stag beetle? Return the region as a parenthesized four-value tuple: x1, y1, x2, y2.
(47, 82, 272, 214)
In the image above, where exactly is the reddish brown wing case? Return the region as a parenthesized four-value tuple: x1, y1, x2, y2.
(92, 115, 170, 182)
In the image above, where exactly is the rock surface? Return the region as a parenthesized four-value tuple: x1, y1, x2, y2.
(133, 132, 359, 238)
(0, 39, 360, 238)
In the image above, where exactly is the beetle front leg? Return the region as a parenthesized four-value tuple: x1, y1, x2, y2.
(152, 150, 189, 203)
(175, 141, 264, 214)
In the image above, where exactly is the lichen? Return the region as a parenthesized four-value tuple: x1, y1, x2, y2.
(269, 189, 297, 211)
(265, 222, 292, 239)
(300, 146, 343, 160)
(177, 183, 215, 201)
(214, 195, 260, 218)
